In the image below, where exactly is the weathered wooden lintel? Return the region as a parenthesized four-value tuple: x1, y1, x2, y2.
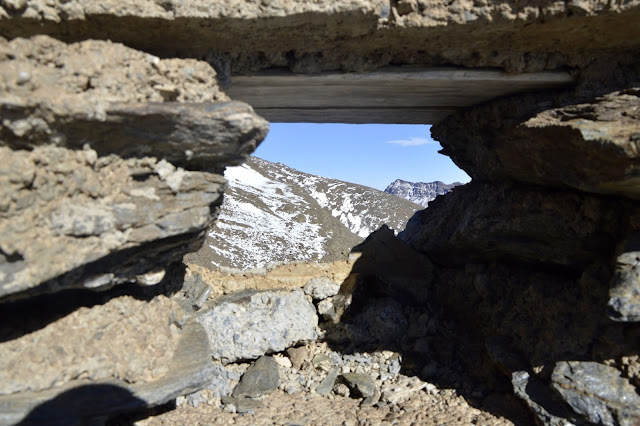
(227, 67, 574, 124)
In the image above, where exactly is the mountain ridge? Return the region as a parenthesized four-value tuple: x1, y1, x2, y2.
(384, 179, 463, 208)
(186, 157, 423, 270)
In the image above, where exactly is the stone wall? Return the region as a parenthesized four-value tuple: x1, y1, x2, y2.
(401, 52, 640, 425)
(0, 1, 639, 424)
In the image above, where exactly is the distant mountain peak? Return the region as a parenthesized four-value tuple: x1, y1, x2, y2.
(384, 179, 462, 208)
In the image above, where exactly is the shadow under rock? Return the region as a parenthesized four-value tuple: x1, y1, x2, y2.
(320, 225, 535, 425)
(329, 223, 640, 425)
(0, 262, 186, 344)
(14, 384, 147, 426)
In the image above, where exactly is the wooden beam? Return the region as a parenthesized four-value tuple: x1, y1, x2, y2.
(227, 67, 574, 124)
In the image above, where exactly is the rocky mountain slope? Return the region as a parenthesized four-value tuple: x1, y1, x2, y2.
(186, 157, 422, 270)
(384, 179, 462, 208)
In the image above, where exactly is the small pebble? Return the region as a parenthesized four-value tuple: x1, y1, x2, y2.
(16, 71, 31, 85)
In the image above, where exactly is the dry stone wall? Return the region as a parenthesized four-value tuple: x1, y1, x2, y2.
(402, 43, 640, 426)
(0, 1, 639, 425)
(0, 26, 268, 424)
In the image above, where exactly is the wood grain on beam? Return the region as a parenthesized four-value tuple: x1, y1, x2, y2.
(227, 67, 574, 124)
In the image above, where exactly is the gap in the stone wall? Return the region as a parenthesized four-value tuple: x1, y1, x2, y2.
(194, 123, 470, 272)
(254, 123, 470, 192)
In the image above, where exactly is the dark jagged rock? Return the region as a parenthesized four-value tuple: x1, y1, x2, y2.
(232, 356, 281, 398)
(400, 181, 630, 268)
(551, 361, 640, 425)
(608, 234, 640, 322)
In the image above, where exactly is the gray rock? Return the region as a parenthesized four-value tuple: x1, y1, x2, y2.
(0, 36, 268, 173)
(317, 297, 340, 323)
(380, 376, 426, 406)
(0, 36, 269, 301)
(315, 367, 340, 395)
(232, 356, 281, 398)
(434, 85, 640, 199)
(0, 145, 227, 300)
(183, 272, 212, 311)
(342, 373, 376, 398)
(608, 235, 640, 322)
(304, 277, 340, 301)
(361, 388, 381, 407)
(551, 361, 640, 426)
(188, 364, 238, 404)
(345, 298, 409, 348)
(511, 370, 578, 426)
(196, 289, 318, 363)
(311, 354, 332, 370)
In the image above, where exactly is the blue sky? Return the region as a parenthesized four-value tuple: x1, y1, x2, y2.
(253, 123, 471, 191)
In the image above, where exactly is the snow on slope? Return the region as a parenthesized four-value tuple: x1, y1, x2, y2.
(249, 157, 422, 238)
(206, 163, 328, 269)
(186, 157, 423, 270)
(384, 179, 462, 208)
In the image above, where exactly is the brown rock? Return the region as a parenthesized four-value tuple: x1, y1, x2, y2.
(0, 36, 269, 172)
(0, 145, 225, 299)
(435, 86, 640, 199)
(0, 1, 639, 74)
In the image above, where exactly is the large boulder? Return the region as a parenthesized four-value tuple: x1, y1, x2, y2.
(196, 289, 318, 363)
(0, 1, 639, 74)
(434, 85, 640, 199)
(400, 181, 630, 269)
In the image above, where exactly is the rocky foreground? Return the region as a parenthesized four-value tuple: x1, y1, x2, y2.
(127, 228, 523, 425)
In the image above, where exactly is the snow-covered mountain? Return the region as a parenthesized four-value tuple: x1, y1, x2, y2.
(185, 157, 422, 270)
(384, 179, 462, 208)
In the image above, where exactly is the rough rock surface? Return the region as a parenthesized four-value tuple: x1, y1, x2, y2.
(401, 181, 630, 268)
(232, 356, 281, 398)
(303, 277, 340, 301)
(0, 35, 269, 300)
(0, 145, 226, 299)
(403, 68, 640, 425)
(0, 293, 216, 425)
(1, 1, 640, 75)
(608, 234, 640, 322)
(435, 78, 640, 199)
(551, 361, 640, 425)
(196, 289, 318, 363)
(1, 1, 640, 425)
(0, 295, 182, 395)
(0, 36, 268, 172)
